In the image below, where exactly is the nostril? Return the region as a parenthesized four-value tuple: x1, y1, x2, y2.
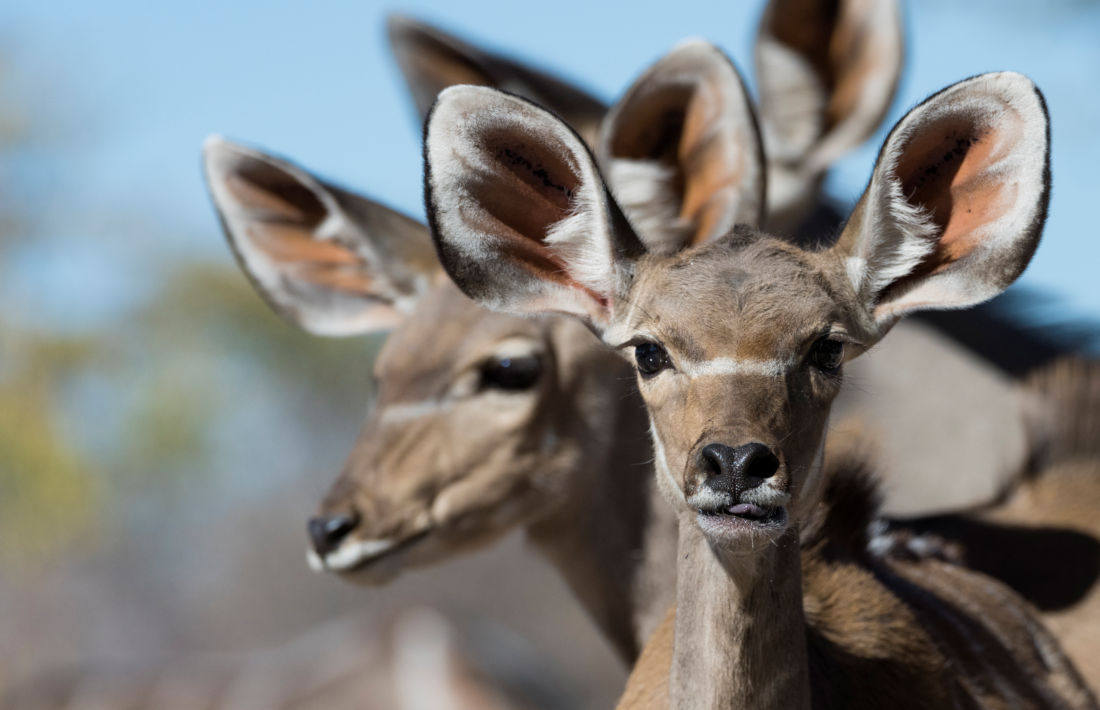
(700, 444, 727, 480)
(734, 443, 780, 481)
(308, 513, 359, 556)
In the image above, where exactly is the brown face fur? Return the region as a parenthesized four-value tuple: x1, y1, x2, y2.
(612, 232, 863, 549)
(311, 281, 631, 583)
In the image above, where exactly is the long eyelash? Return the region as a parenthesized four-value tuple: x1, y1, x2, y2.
(617, 335, 657, 350)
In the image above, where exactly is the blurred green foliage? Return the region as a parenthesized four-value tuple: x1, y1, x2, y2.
(0, 333, 101, 565)
(0, 261, 376, 570)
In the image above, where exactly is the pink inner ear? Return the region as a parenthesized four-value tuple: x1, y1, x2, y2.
(244, 225, 375, 296)
(680, 84, 748, 244)
(462, 130, 591, 291)
(766, 0, 845, 126)
(292, 262, 376, 294)
(895, 112, 1019, 273)
(826, 2, 878, 131)
(226, 168, 326, 225)
(608, 76, 749, 246)
(246, 224, 359, 265)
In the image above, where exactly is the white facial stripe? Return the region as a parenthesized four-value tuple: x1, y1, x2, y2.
(679, 357, 790, 378)
(318, 537, 397, 572)
(649, 418, 685, 504)
(491, 337, 542, 359)
(306, 548, 325, 573)
(380, 398, 453, 426)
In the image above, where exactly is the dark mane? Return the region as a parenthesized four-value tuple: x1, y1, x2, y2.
(803, 446, 882, 561)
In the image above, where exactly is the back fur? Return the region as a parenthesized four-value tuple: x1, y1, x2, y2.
(1023, 356, 1100, 474)
(806, 445, 1095, 708)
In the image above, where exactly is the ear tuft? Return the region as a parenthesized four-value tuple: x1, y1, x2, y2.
(835, 72, 1050, 331)
(203, 137, 437, 336)
(425, 86, 640, 332)
(599, 39, 766, 254)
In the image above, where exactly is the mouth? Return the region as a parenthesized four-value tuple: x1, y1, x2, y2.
(307, 529, 430, 575)
(695, 502, 788, 537)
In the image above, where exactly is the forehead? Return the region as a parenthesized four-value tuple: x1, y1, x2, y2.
(627, 235, 840, 358)
(376, 281, 546, 387)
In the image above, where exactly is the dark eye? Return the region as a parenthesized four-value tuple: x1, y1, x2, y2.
(810, 338, 844, 372)
(634, 342, 671, 377)
(480, 354, 542, 391)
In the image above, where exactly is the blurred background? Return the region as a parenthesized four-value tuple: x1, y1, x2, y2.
(1, 0, 1098, 707)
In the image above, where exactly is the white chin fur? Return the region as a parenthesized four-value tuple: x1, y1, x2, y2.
(309, 538, 398, 573)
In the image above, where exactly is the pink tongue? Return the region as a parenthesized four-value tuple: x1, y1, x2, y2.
(727, 503, 766, 518)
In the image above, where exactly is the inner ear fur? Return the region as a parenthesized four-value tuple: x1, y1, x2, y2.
(755, 0, 903, 171)
(387, 15, 607, 145)
(599, 40, 766, 254)
(203, 137, 438, 336)
(425, 86, 642, 330)
(836, 72, 1050, 328)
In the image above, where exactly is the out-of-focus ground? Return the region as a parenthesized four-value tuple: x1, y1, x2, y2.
(1, 1, 1099, 707)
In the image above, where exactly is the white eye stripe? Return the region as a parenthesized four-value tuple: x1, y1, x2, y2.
(380, 398, 453, 425)
(490, 338, 543, 359)
(678, 357, 790, 378)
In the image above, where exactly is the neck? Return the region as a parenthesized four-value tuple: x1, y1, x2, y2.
(526, 378, 677, 662)
(670, 517, 810, 710)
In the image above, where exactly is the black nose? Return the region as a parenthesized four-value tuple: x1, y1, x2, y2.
(700, 442, 780, 497)
(308, 513, 359, 556)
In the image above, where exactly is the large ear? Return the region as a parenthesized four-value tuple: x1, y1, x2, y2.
(598, 40, 766, 255)
(835, 72, 1050, 337)
(755, 0, 903, 227)
(387, 15, 607, 145)
(202, 137, 440, 336)
(424, 86, 644, 334)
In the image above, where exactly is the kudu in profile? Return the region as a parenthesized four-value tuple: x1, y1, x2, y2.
(205, 41, 770, 660)
(423, 70, 1097, 707)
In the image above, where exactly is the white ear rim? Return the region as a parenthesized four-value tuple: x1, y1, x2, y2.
(425, 85, 626, 328)
(844, 72, 1050, 326)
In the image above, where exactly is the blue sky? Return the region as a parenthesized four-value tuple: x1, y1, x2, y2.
(2, 0, 1099, 330)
